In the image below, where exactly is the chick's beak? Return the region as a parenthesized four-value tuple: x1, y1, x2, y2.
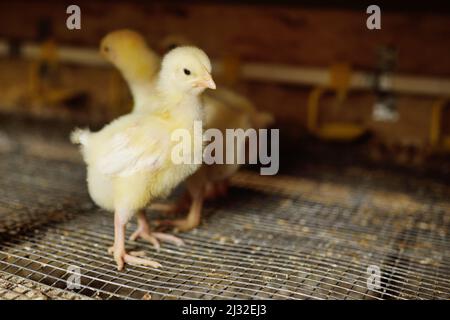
(195, 74, 216, 90)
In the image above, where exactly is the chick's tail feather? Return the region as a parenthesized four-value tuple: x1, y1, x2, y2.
(70, 128, 91, 146)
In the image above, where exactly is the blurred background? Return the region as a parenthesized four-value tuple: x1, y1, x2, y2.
(0, 0, 449, 171)
(0, 1, 449, 300)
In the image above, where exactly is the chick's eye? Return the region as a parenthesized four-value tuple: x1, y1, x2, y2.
(183, 68, 191, 76)
(103, 46, 109, 52)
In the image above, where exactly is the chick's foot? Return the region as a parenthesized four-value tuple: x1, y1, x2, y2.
(129, 228, 184, 250)
(157, 189, 203, 232)
(157, 217, 200, 232)
(131, 210, 184, 250)
(108, 246, 161, 271)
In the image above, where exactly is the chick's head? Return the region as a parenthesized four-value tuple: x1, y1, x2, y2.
(159, 46, 216, 95)
(100, 29, 159, 80)
(100, 29, 147, 62)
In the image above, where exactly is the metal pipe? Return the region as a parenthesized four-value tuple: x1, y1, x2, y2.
(1, 39, 450, 97)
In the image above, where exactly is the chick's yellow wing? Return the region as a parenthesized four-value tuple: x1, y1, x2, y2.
(95, 124, 170, 177)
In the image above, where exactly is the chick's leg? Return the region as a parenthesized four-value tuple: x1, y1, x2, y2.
(148, 192, 191, 215)
(204, 182, 218, 200)
(204, 180, 229, 200)
(130, 210, 184, 250)
(216, 179, 229, 197)
(109, 209, 162, 271)
(159, 185, 204, 232)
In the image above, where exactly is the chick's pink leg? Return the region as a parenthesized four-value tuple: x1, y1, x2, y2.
(130, 210, 184, 250)
(159, 186, 204, 232)
(109, 209, 162, 271)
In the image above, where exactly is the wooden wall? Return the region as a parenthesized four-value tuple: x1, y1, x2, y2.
(0, 1, 449, 75)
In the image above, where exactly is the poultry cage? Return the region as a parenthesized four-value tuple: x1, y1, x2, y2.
(0, 1, 449, 300)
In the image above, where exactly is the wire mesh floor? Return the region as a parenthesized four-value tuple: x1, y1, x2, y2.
(0, 123, 449, 299)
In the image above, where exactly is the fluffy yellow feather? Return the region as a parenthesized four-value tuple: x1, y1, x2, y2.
(71, 46, 215, 270)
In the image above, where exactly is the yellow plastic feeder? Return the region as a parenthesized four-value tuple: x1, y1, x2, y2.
(307, 63, 367, 141)
(429, 98, 450, 153)
(28, 39, 85, 107)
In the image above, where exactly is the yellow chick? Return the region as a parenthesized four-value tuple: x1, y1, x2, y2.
(71, 46, 216, 270)
(100, 30, 273, 232)
(157, 37, 274, 231)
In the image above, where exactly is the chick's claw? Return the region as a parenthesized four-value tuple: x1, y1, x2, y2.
(129, 228, 184, 250)
(152, 232, 185, 246)
(130, 210, 184, 249)
(129, 228, 161, 251)
(122, 254, 162, 269)
(108, 246, 162, 271)
(128, 250, 146, 257)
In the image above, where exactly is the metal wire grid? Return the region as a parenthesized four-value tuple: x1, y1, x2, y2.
(0, 150, 449, 300)
(0, 270, 89, 300)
